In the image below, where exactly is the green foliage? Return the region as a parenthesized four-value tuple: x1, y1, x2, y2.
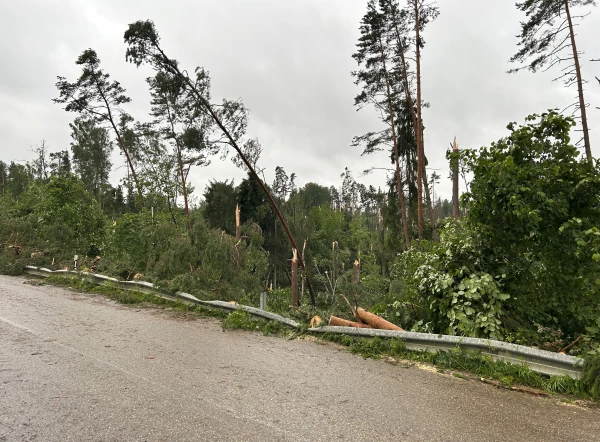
(222, 309, 288, 336)
(395, 221, 509, 339)
(462, 111, 600, 333)
(203, 179, 238, 235)
(222, 310, 256, 330)
(29, 175, 105, 255)
(69, 118, 113, 204)
(581, 354, 600, 399)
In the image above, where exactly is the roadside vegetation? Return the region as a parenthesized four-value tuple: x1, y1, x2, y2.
(2, 0, 600, 400)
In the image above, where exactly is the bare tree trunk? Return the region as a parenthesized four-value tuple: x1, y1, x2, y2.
(291, 249, 299, 307)
(97, 79, 144, 205)
(235, 204, 241, 241)
(379, 39, 411, 249)
(414, 0, 424, 241)
(452, 137, 460, 219)
(420, 130, 436, 239)
(564, 0, 592, 162)
(176, 146, 191, 230)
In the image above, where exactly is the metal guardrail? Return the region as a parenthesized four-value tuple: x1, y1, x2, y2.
(24, 266, 583, 379)
(308, 326, 584, 379)
(24, 267, 301, 328)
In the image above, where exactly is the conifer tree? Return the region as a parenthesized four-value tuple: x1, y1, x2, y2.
(509, 0, 596, 161)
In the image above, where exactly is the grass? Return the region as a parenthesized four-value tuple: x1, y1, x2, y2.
(222, 309, 293, 337)
(41, 275, 225, 318)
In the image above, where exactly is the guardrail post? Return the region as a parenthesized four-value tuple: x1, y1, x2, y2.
(260, 291, 267, 311)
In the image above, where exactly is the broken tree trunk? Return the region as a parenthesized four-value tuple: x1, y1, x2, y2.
(291, 248, 299, 307)
(329, 316, 372, 328)
(352, 260, 360, 285)
(451, 137, 459, 219)
(235, 204, 241, 241)
(356, 308, 404, 331)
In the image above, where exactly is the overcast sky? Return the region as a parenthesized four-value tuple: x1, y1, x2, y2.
(1, 0, 599, 202)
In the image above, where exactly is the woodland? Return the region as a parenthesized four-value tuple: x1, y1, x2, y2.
(1, 0, 600, 370)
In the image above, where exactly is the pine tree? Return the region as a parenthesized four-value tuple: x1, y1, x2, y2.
(352, 0, 411, 248)
(54, 49, 143, 202)
(509, 0, 596, 161)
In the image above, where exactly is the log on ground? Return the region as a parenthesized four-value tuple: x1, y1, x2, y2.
(355, 308, 404, 331)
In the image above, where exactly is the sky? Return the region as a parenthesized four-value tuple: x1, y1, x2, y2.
(1, 0, 599, 203)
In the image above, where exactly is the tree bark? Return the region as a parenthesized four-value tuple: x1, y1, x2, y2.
(564, 0, 592, 162)
(235, 204, 241, 241)
(379, 38, 411, 249)
(414, 0, 424, 240)
(291, 248, 299, 308)
(329, 316, 372, 328)
(356, 308, 404, 331)
(452, 137, 460, 219)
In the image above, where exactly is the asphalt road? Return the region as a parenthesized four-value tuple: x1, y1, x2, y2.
(1, 275, 599, 442)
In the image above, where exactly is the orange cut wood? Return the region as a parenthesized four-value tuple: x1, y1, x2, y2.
(355, 308, 404, 331)
(329, 316, 372, 328)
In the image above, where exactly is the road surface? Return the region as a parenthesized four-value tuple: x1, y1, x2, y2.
(0, 275, 599, 441)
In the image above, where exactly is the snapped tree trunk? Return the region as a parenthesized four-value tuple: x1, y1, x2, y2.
(158, 54, 317, 306)
(564, 0, 592, 162)
(291, 248, 299, 307)
(452, 137, 460, 219)
(352, 259, 360, 285)
(235, 204, 241, 241)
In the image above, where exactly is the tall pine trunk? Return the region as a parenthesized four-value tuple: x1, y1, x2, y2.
(564, 0, 592, 162)
(414, 0, 424, 240)
(379, 40, 411, 249)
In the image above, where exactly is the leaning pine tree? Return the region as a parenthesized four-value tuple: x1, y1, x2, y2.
(123, 20, 316, 305)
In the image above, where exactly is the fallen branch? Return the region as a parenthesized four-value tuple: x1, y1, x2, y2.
(559, 335, 582, 354)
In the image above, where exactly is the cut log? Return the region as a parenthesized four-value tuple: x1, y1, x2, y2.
(355, 308, 404, 331)
(309, 315, 324, 328)
(329, 316, 372, 328)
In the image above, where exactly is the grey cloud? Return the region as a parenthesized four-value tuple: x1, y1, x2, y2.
(1, 0, 599, 201)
